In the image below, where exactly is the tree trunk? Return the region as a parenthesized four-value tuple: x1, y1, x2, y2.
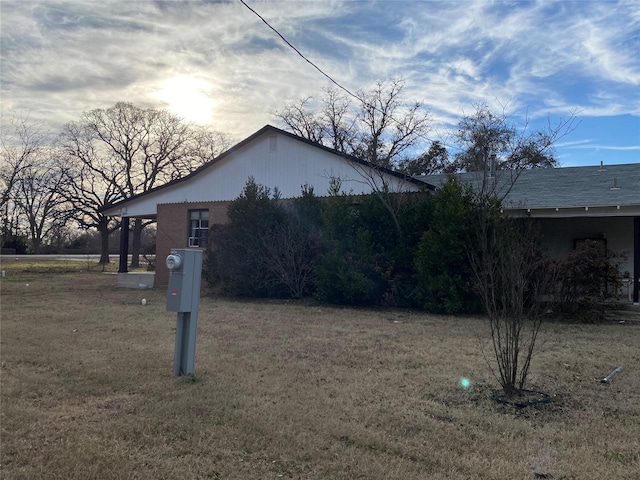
(130, 218, 142, 268)
(31, 238, 41, 254)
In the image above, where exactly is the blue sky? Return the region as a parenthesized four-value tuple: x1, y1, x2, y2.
(1, 0, 638, 167)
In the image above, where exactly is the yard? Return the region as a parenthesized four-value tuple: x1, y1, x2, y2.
(1, 259, 638, 479)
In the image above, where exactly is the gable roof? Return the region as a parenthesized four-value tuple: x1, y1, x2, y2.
(102, 125, 435, 217)
(420, 163, 640, 217)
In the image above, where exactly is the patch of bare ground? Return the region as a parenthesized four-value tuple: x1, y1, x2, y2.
(1, 263, 638, 479)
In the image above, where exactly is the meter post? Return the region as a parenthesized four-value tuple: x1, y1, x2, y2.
(165, 249, 203, 376)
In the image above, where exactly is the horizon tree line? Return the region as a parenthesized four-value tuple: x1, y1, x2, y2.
(1, 79, 575, 262)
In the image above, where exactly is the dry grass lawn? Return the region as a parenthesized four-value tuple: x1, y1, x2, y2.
(1, 259, 639, 479)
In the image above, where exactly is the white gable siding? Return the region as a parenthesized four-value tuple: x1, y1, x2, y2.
(113, 131, 421, 217)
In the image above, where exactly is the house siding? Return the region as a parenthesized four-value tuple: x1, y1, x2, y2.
(540, 217, 638, 300)
(104, 129, 425, 219)
(539, 216, 635, 282)
(156, 202, 230, 286)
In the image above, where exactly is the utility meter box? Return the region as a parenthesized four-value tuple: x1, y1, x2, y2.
(166, 249, 203, 312)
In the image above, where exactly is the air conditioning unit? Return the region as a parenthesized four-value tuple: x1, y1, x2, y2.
(188, 237, 199, 247)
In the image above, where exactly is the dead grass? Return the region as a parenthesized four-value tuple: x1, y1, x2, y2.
(1, 260, 639, 479)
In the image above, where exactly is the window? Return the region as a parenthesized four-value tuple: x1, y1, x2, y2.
(188, 209, 209, 248)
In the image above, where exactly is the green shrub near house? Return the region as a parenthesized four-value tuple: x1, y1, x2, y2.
(205, 178, 323, 299)
(205, 177, 288, 297)
(413, 179, 480, 314)
(205, 176, 623, 321)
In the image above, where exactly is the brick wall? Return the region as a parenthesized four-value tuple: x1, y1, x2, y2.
(155, 201, 230, 286)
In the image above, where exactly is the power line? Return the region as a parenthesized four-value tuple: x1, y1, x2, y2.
(238, 0, 361, 104)
(238, 0, 451, 152)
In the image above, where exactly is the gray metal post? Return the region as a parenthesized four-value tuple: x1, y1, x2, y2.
(174, 311, 199, 375)
(634, 216, 639, 305)
(166, 249, 203, 375)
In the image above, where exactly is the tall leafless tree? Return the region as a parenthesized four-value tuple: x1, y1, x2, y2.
(275, 79, 432, 237)
(448, 103, 576, 200)
(12, 151, 73, 253)
(1, 116, 47, 223)
(353, 79, 431, 169)
(58, 128, 122, 264)
(59, 102, 230, 265)
(0, 115, 67, 251)
(274, 79, 431, 169)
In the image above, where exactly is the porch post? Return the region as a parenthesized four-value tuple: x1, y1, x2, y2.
(634, 216, 639, 305)
(118, 217, 130, 273)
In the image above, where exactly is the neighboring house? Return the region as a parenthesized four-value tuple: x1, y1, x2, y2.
(103, 124, 639, 304)
(101, 125, 432, 287)
(420, 164, 640, 304)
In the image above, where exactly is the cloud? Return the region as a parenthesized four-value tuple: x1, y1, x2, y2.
(0, 0, 638, 165)
(571, 144, 640, 151)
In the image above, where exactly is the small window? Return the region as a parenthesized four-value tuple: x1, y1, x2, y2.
(188, 209, 209, 248)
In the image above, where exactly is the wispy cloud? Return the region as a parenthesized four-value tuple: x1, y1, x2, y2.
(1, 0, 638, 164)
(571, 144, 640, 151)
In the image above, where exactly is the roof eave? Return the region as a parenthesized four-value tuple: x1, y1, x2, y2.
(504, 204, 640, 218)
(100, 124, 437, 215)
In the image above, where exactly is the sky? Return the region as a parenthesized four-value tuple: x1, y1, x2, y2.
(1, 0, 639, 168)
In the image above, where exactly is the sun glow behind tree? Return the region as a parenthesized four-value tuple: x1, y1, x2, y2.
(156, 76, 215, 125)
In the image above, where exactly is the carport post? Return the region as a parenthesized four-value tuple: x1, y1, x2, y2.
(634, 216, 639, 305)
(118, 217, 130, 273)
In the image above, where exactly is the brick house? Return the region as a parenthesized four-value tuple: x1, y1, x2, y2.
(420, 164, 640, 304)
(101, 125, 431, 287)
(103, 125, 640, 304)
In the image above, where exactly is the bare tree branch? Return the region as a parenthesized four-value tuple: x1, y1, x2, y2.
(58, 102, 229, 264)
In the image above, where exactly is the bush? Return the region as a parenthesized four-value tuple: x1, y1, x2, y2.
(205, 178, 323, 298)
(1, 232, 28, 254)
(413, 179, 480, 314)
(554, 239, 624, 322)
(470, 204, 557, 396)
(315, 192, 378, 305)
(270, 184, 324, 298)
(315, 229, 386, 305)
(205, 177, 286, 297)
(209, 174, 612, 325)
(315, 189, 430, 306)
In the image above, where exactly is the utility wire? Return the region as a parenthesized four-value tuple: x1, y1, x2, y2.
(238, 0, 451, 153)
(238, 0, 361, 104)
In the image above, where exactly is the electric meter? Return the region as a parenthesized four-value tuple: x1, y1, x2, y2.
(166, 253, 182, 271)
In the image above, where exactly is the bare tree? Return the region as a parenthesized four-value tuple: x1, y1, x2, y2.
(0, 115, 69, 252)
(274, 79, 431, 169)
(470, 209, 556, 397)
(12, 151, 73, 253)
(1, 115, 48, 225)
(58, 127, 122, 264)
(275, 97, 326, 145)
(321, 89, 358, 153)
(353, 79, 431, 168)
(448, 103, 576, 200)
(451, 104, 575, 398)
(59, 102, 229, 265)
(275, 79, 432, 237)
